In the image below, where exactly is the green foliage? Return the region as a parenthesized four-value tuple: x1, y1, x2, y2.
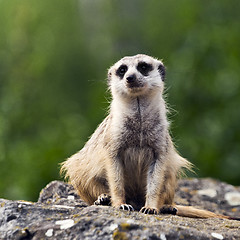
(0, 0, 239, 201)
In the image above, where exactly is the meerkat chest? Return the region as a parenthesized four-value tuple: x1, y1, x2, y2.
(121, 110, 165, 149)
(109, 97, 169, 163)
(110, 113, 166, 172)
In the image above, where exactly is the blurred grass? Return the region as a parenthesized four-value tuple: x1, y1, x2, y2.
(0, 0, 240, 201)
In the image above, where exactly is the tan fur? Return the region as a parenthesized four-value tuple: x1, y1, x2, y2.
(61, 54, 237, 220)
(175, 205, 234, 219)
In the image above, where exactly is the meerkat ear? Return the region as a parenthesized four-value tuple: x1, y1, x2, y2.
(158, 64, 166, 81)
(107, 71, 112, 86)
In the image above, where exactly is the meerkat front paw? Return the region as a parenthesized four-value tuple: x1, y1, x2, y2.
(94, 193, 111, 206)
(140, 207, 158, 215)
(159, 205, 177, 215)
(119, 204, 134, 211)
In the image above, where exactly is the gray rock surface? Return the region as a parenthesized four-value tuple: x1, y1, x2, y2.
(0, 178, 240, 239)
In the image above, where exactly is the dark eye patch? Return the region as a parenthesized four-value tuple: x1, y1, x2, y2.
(137, 62, 153, 76)
(116, 64, 128, 79)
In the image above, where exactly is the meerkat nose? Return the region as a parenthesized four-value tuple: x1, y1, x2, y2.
(126, 74, 136, 83)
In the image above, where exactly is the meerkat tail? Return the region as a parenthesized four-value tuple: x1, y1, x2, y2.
(175, 205, 240, 220)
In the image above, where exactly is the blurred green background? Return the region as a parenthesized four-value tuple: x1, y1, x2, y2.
(0, 0, 240, 201)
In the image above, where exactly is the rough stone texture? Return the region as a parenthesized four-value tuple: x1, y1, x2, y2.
(0, 178, 239, 240)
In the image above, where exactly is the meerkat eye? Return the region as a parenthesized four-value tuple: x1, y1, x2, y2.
(137, 62, 153, 76)
(116, 65, 128, 79)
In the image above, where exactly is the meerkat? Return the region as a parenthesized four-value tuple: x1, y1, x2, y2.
(61, 54, 239, 220)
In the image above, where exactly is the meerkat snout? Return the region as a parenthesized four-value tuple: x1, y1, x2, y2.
(126, 74, 136, 84)
(126, 74, 144, 89)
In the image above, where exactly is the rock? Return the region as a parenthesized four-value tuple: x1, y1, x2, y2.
(0, 178, 239, 240)
(225, 192, 240, 206)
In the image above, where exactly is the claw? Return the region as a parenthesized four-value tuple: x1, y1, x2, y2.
(119, 204, 134, 211)
(94, 193, 111, 206)
(140, 207, 158, 215)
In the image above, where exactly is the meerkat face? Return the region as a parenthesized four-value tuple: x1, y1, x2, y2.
(108, 54, 165, 98)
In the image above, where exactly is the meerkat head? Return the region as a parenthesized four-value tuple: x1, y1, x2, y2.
(108, 54, 166, 98)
